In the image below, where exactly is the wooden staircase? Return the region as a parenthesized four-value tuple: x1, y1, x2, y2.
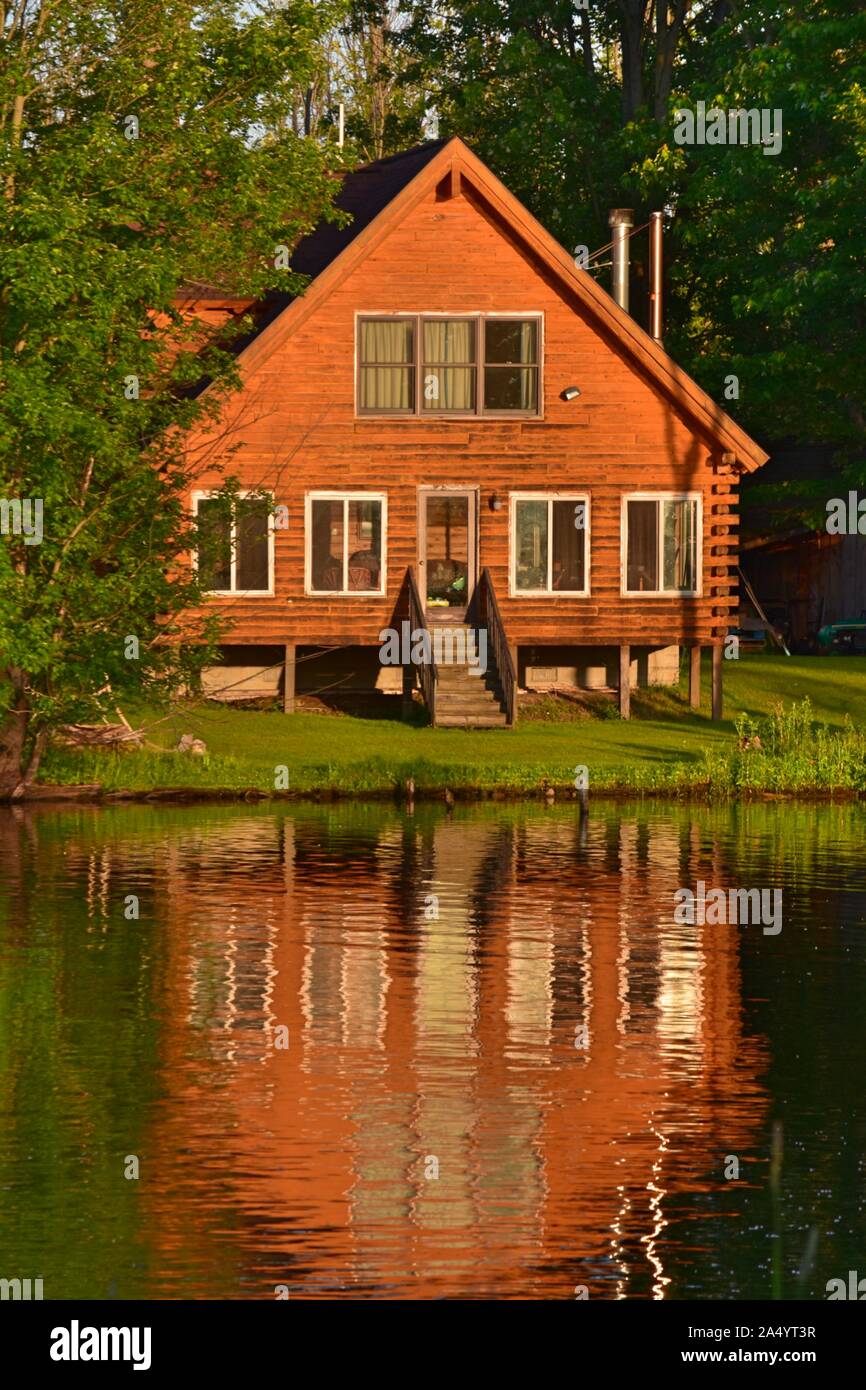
(432, 625, 510, 727)
(402, 567, 517, 728)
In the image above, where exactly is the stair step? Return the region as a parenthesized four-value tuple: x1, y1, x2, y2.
(437, 687, 502, 702)
(436, 703, 507, 719)
(436, 653, 482, 667)
(435, 672, 497, 688)
(429, 627, 484, 665)
(436, 675, 505, 692)
(436, 686, 502, 702)
(438, 707, 504, 720)
(435, 713, 509, 728)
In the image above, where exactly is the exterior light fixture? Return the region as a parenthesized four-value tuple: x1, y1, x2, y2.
(561, 386, 581, 401)
(489, 492, 503, 512)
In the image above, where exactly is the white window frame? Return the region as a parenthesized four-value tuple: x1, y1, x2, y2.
(192, 489, 275, 597)
(509, 492, 591, 597)
(305, 491, 388, 596)
(620, 492, 702, 597)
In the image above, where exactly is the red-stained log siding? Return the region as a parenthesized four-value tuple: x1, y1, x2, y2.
(182, 185, 739, 648)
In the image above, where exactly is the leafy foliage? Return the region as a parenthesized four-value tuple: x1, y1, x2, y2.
(399, 0, 866, 485)
(0, 0, 340, 791)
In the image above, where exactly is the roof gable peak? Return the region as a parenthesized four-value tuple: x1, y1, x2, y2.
(219, 136, 767, 470)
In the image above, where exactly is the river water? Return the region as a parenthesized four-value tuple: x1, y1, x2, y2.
(0, 799, 863, 1300)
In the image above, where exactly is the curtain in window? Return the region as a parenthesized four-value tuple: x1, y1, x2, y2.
(484, 319, 538, 411)
(518, 320, 536, 409)
(663, 499, 697, 591)
(236, 498, 270, 591)
(422, 320, 475, 410)
(359, 320, 413, 410)
(627, 500, 659, 591)
(551, 500, 585, 590)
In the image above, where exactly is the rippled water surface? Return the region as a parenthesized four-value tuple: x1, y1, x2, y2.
(1, 799, 864, 1300)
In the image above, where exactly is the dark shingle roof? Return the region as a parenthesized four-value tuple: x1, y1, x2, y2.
(291, 140, 449, 281)
(175, 142, 451, 374)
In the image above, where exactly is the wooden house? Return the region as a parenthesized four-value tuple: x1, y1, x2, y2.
(181, 137, 768, 725)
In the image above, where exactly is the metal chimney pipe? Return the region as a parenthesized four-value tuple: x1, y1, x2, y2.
(649, 211, 663, 344)
(608, 208, 634, 312)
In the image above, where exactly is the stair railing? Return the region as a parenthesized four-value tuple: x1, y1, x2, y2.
(476, 568, 517, 725)
(405, 566, 437, 722)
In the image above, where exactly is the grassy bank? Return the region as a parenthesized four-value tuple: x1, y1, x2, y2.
(37, 654, 866, 799)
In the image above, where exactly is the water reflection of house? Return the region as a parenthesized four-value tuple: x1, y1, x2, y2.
(142, 806, 768, 1298)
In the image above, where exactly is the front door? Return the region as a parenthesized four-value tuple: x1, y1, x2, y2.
(418, 489, 477, 622)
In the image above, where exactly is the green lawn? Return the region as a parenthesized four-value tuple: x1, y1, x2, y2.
(39, 653, 866, 796)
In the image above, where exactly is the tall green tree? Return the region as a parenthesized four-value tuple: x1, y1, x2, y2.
(0, 0, 340, 796)
(400, 0, 866, 494)
(399, 1, 731, 250)
(338, 1, 428, 160)
(283, 1, 428, 160)
(653, 1, 866, 484)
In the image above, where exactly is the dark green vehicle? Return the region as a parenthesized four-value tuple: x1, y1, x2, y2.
(817, 619, 866, 653)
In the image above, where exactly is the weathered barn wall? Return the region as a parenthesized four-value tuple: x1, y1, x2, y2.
(743, 533, 866, 642)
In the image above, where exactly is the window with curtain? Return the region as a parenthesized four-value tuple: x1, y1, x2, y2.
(309, 494, 385, 593)
(484, 319, 538, 412)
(195, 494, 271, 593)
(357, 315, 541, 414)
(422, 319, 475, 411)
(358, 319, 414, 412)
(625, 496, 699, 593)
(512, 496, 588, 593)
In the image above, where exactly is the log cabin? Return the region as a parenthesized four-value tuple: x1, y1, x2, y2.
(181, 136, 768, 726)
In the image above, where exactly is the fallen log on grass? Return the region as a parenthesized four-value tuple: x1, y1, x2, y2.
(60, 723, 144, 747)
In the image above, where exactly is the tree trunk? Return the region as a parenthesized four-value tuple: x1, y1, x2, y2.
(0, 666, 44, 798)
(619, 0, 646, 120)
(369, 22, 387, 160)
(580, 10, 594, 80)
(0, 703, 30, 798)
(653, 0, 690, 123)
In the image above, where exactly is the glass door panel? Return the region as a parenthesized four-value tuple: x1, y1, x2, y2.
(419, 491, 475, 616)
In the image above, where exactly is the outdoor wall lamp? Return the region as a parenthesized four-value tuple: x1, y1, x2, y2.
(489, 492, 503, 512)
(561, 386, 582, 401)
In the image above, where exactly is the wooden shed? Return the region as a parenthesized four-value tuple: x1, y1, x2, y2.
(181, 137, 768, 724)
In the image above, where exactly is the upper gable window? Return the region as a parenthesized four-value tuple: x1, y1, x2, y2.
(357, 315, 541, 416)
(484, 319, 538, 412)
(423, 319, 476, 411)
(358, 319, 415, 412)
